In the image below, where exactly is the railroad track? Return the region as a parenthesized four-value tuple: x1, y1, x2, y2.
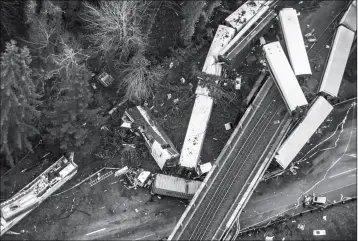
(175, 80, 288, 240)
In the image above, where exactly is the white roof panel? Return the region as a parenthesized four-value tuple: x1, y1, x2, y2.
(339, 1, 357, 32)
(179, 95, 214, 168)
(319, 26, 355, 97)
(279, 8, 311, 76)
(263, 42, 308, 111)
(276, 96, 333, 169)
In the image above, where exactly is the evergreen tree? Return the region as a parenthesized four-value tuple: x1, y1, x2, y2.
(0, 40, 42, 166)
(45, 60, 108, 152)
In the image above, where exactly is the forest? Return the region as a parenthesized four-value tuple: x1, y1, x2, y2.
(0, 0, 240, 170)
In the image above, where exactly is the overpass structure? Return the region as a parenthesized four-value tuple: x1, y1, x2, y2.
(169, 77, 292, 240)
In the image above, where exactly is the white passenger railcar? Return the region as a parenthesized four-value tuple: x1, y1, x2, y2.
(319, 25, 355, 98)
(279, 8, 312, 76)
(339, 0, 357, 32)
(263, 41, 308, 114)
(275, 96, 333, 169)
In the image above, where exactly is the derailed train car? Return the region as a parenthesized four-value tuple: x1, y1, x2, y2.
(319, 0, 357, 99)
(122, 106, 180, 173)
(1, 153, 78, 236)
(262, 41, 308, 115)
(275, 96, 333, 169)
(278, 8, 312, 77)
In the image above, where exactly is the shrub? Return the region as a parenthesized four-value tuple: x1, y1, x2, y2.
(45, 61, 108, 152)
(119, 54, 164, 103)
(180, 0, 221, 46)
(79, 0, 165, 103)
(79, 1, 150, 63)
(0, 40, 42, 166)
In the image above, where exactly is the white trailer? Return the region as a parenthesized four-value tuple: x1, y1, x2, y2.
(1, 153, 77, 236)
(151, 174, 202, 199)
(275, 96, 333, 169)
(319, 25, 355, 98)
(279, 8, 312, 76)
(263, 41, 308, 114)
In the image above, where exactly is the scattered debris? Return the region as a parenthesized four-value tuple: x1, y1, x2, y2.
(326, 45, 330, 49)
(297, 12, 300, 16)
(304, 32, 312, 37)
(307, 24, 310, 28)
(189, 83, 194, 91)
(157, 195, 162, 200)
(180, 77, 186, 84)
(299, 1, 303, 4)
(224, 122, 233, 130)
(313, 230, 326, 236)
(89, 171, 113, 187)
(213, 138, 218, 141)
(135, 208, 139, 213)
(114, 166, 129, 177)
(173, 99, 179, 104)
(91, 83, 97, 90)
(235, 76, 242, 90)
(274, 120, 280, 124)
(307, 38, 317, 43)
(169, 62, 174, 69)
(323, 216, 327, 221)
(167, 94, 172, 100)
(95, 72, 114, 87)
(259, 37, 266, 45)
(297, 223, 305, 231)
(198, 162, 212, 176)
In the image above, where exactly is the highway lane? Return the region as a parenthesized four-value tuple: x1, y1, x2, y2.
(238, 98, 357, 231)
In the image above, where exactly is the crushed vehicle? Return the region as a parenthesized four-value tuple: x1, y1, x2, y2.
(303, 193, 327, 208)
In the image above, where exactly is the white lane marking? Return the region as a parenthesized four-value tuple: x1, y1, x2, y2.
(134, 227, 173, 240)
(86, 228, 106, 236)
(329, 168, 357, 179)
